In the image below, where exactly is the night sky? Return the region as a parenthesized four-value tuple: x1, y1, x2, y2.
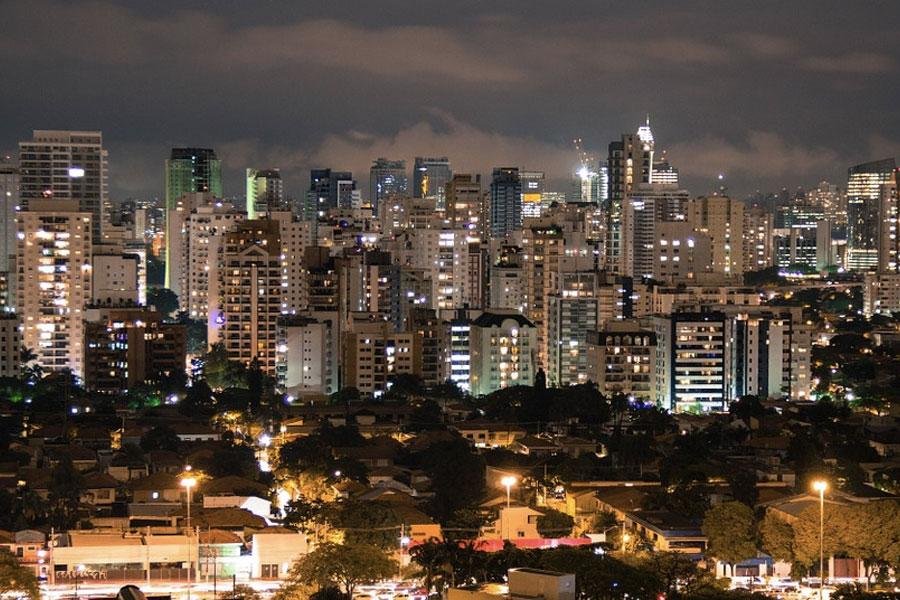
(2, 0, 898, 201)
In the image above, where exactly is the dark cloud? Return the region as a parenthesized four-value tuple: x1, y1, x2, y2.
(1, 0, 898, 199)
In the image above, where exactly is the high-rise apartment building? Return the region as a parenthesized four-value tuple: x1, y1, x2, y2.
(369, 158, 407, 217)
(246, 168, 284, 219)
(214, 220, 283, 374)
(623, 183, 688, 278)
(686, 195, 745, 277)
(607, 120, 655, 273)
(469, 312, 536, 396)
(83, 307, 186, 394)
(743, 207, 775, 271)
(17, 199, 92, 376)
(586, 321, 656, 403)
(547, 272, 599, 387)
(19, 130, 108, 243)
(490, 167, 522, 238)
(0, 158, 18, 275)
(846, 158, 896, 270)
(654, 311, 728, 413)
(446, 174, 483, 232)
(165, 148, 222, 287)
(879, 173, 899, 272)
(413, 157, 451, 210)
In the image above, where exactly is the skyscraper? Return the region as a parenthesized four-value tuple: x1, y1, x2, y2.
(369, 158, 407, 216)
(19, 130, 108, 243)
(846, 158, 896, 270)
(880, 172, 899, 272)
(489, 167, 522, 238)
(446, 174, 482, 232)
(413, 157, 451, 210)
(246, 168, 284, 220)
(305, 169, 358, 219)
(165, 148, 222, 288)
(686, 195, 746, 277)
(607, 119, 655, 273)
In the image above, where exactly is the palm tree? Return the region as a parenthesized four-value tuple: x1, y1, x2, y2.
(410, 538, 452, 593)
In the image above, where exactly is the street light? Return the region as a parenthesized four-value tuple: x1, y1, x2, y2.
(74, 564, 85, 598)
(812, 479, 828, 600)
(500, 476, 517, 541)
(181, 473, 197, 599)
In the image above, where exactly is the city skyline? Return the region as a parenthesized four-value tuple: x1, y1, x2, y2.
(1, 0, 898, 199)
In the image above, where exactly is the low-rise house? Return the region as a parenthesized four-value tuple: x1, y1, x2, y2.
(130, 472, 183, 503)
(172, 422, 221, 443)
(480, 505, 545, 540)
(106, 453, 149, 482)
(81, 472, 119, 509)
(0, 529, 48, 580)
(624, 510, 706, 554)
(454, 420, 527, 448)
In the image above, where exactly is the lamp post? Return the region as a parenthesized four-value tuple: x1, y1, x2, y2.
(74, 564, 85, 599)
(812, 480, 828, 600)
(500, 475, 517, 540)
(181, 473, 197, 599)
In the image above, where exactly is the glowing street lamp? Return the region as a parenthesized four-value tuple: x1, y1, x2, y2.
(74, 564, 86, 598)
(811, 479, 828, 600)
(500, 475, 517, 541)
(181, 472, 197, 598)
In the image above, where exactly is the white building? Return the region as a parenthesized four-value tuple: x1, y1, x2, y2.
(469, 312, 536, 397)
(17, 199, 91, 376)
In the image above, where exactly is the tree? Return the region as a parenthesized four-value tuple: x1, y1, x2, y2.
(414, 437, 486, 521)
(759, 512, 796, 565)
(0, 548, 39, 599)
(48, 458, 85, 530)
(792, 505, 848, 569)
(410, 538, 453, 593)
(284, 496, 332, 534)
(200, 342, 249, 390)
(147, 287, 179, 318)
(331, 500, 399, 549)
(536, 508, 574, 539)
(292, 542, 395, 598)
(232, 584, 262, 600)
(727, 467, 760, 506)
(140, 424, 181, 453)
(702, 502, 758, 567)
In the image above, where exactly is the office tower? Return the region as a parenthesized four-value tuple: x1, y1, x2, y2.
(246, 168, 284, 219)
(17, 199, 92, 376)
(413, 156, 451, 210)
(305, 169, 358, 219)
(743, 207, 775, 271)
(369, 158, 407, 216)
(808, 181, 846, 225)
(446, 174, 483, 232)
(469, 312, 536, 396)
(520, 171, 546, 219)
(651, 151, 679, 185)
(606, 119, 655, 273)
(490, 167, 522, 238)
(214, 220, 283, 374)
(652, 222, 712, 282)
(654, 311, 728, 413)
(686, 195, 745, 277)
(0, 158, 18, 275)
(846, 158, 896, 270)
(623, 183, 689, 278)
(586, 321, 656, 403)
(83, 307, 186, 394)
(165, 148, 222, 287)
(879, 173, 899, 272)
(19, 130, 108, 243)
(547, 272, 599, 387)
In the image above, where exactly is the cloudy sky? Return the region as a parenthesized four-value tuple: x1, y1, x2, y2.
(1, 0, 898, 201)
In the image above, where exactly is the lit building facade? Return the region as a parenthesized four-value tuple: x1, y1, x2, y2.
(413, 157, 451, 211)
(469, 312, 536, 397)
(846, 158, 896, 270)
(16, 199, 92, 376)
(246, 168, 284, 219)
(369, 158, 407, 217)
(586, 321, 656, 403)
